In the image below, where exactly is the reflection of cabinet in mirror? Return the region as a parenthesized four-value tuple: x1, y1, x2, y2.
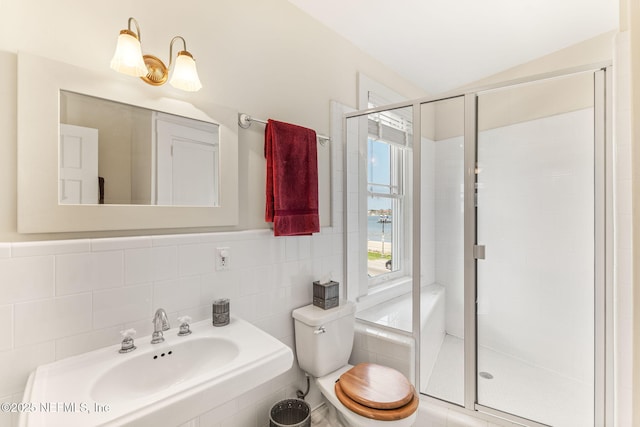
(59, 91, 219, 206)
(155, 113, 219, 206)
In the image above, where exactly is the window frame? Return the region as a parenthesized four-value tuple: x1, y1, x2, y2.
(366, 133, 409, 289)
(357, 74, 413, 294)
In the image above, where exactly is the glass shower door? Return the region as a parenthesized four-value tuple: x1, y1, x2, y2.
(475, 72, 597, 426)
(419, 96, 465, 406)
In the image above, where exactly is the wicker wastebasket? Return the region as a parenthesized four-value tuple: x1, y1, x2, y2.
(269, 399, 311, 427)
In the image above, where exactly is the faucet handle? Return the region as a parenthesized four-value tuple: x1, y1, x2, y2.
(119, 329, 137, 353)
(177, 316, 192, 336)
(121, 328, 136, 338)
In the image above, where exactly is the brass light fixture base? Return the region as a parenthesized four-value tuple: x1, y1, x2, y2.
(140, 54, 168, 86)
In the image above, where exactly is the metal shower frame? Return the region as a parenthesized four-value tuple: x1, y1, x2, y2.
(343, 61, 613, 427)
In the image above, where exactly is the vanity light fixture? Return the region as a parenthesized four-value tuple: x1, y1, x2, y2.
(109, 18, 147, 77)
(110, 17, 202, 92)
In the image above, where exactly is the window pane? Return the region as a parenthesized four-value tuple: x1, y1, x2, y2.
(367, 196, 394, 277)
(368, 139, 392, 193)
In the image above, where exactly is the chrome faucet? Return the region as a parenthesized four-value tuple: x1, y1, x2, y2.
(151, 308, 170, 344)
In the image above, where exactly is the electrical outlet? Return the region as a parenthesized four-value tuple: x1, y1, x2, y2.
(216, 247, 230, 271)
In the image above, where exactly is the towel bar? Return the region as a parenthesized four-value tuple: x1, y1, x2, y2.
(238, 113, 329, 146)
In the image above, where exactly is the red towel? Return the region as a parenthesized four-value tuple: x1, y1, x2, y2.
(265, 119, 320, 236)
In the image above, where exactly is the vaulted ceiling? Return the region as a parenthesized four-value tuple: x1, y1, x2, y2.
(288, 0, 619, 94)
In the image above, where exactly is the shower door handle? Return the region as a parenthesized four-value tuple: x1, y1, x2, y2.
(474, 245, 486, 260)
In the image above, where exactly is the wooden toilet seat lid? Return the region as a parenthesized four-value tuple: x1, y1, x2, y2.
(335, 370, 419, 421)
(338, 363, 414, 410)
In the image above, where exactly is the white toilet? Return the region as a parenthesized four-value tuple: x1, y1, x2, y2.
(292, 302, 418, 427)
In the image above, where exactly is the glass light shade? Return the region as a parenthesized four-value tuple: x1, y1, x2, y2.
(110, 31, 148, 77)
(169, 52, 202, 92)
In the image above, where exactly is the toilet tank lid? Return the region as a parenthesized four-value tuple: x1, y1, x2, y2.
(292, 301, 356, 326)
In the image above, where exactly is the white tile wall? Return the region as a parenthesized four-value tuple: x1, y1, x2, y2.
(55, 251, 124, 295)
(0, 256, 54, 304)
(434, 134, 465, 340)
(124, 248, 153, 285)
(350, 323, 415, 383)
(152, 245, 180, 281)
(422, 77, 629, 421)
(421, 136, 437, 288)
(0, 244, 11, 259)
(92, 284, 152, 329)
(475, 108, 596, 382)
(54, 325, 122, 360)
(14, 293, 92, 347)
(0, 227, 343, 426)
(0, 305, 12, 352)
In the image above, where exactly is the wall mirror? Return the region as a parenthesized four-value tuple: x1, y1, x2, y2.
(18, 52, 238, 233)
(59, 91, 220, 207)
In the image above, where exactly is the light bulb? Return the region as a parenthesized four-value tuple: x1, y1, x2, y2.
(169, 51, 202, 92)
(110, 30, 148, 77)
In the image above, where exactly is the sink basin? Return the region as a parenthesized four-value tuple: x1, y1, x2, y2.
(19, 317, 293, 426)
(91, 337, 239, 403)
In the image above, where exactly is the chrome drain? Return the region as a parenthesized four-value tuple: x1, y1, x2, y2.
(479, 371, 494, 379)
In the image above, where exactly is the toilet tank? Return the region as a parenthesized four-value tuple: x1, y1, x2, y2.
(292, 301, 356, 378)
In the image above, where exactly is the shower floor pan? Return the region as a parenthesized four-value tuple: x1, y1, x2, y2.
(425, 335, 592, 427)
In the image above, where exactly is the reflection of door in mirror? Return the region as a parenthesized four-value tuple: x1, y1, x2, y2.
(155, 113, 219, 206)
(59, 91, 220, 206)
(59, 124, 99, 204)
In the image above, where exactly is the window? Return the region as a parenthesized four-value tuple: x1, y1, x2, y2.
(365, 105, 412, 287)
(345, 74, 412, 301)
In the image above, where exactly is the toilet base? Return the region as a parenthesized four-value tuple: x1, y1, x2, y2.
(315, 365, 417, 427)
(311, 400, 347, 427)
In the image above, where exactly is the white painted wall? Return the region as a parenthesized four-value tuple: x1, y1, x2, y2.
(0, 0, 427, 242)
(613, 31, 633, 427)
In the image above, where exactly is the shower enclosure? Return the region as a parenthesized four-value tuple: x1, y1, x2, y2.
(345, 65, 611, 427)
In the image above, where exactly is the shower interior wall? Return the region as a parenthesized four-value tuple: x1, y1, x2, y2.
(420, 96, 595, 386)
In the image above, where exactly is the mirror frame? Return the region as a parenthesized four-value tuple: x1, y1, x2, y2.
(17, 52, 238, 233)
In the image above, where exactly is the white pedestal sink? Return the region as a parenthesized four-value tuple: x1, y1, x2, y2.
(19, 317, 293, 426)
